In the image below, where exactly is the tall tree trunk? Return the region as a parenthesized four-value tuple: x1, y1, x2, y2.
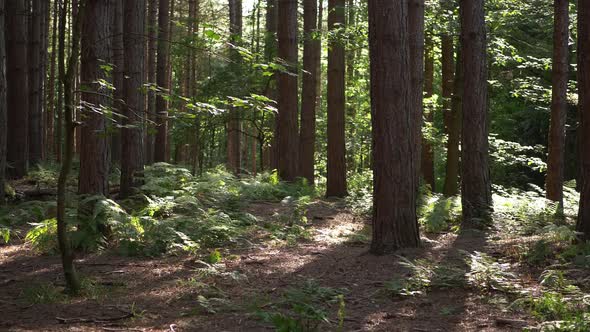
(299, 0, 319, 186)
(57, 0, 83, 294)
(276, 0, 299, 181)
(546, 0, 569, 206)
(266, 0, 278, 171)
(326, 0, 347, 197)
(577, 0, 590, 240)
(441, 34, 454, 133)
(444, 46, 463, 197)
(145, 0, 158, 164)
(110, 0, 123, 164)
(78, 0, 110, 196)
(56, 0, 68, 163)
(120, 0, 146, 198)
(345, 0, 356, 172)
(0, 0, 6, 202)
(5, 0, 29, 178)
(409, 0, 424, 186)
(155, 0, 170, 162)
(422, 36, 435, 191)
(369, 0, 420, 253)
(227, 0, 242, 174)
(29, 0, 43, 166)
(47, 0, 58, 160)
(460, 0, 492, 224)
(40, 0, 49, 161)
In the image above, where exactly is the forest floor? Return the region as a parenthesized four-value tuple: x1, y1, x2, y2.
(1, 199, 558, 332)
(1, 165, 589, 331)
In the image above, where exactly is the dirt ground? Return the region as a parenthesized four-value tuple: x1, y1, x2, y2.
(1, 200, 536, 332)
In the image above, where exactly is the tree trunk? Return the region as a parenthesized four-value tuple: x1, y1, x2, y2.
(326, 0, 347, 197)
(227, 0, 242, 174)
(369, 0, 420, 253)
(120, 0, 146, 198)
(266, 0, 278, 171)
(276, 0, 299, 181)
(110, 0, 123, 165)
(460, 0, 492, 224)
(145, 0, 158, 164)
(409, 0, 424, 187)
(46, 0, 59, 160)
(299, 0, 319, 186)
(78, 0, 110, 196)
(57, 0, 83, 294)
(441, 34, 454, 133)
(56, 0, 68, 163)
(155, 0, 170, 162)
(5, 0, 29, 178)
(0, 0, 6, 203)
(546, 0, 569, 206)
(577, 0, 590, 240)
(422, 37, 435, 191)
(29, 0, 43, 166)
(443, 46, 463, 197)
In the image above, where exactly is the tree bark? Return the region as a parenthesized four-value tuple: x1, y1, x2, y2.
(276, 0, 299, 181)
(155, 0, 170, 162)
(326, 0, 347, 197)
(409, 0, 424, 187)
(46, 0, 59, 160)
(57, 0, 83, 294)
(546, 0, 569, 205)
(0, 0, 6, 202)
(110, 0, 124, 165)
(577, 0, 590, 240)
(120, 0, 146, 198)
(266, 0, 278, 171)
(145, 0, 158, 164)
(444, 45, 463, 197)
(369, 0, 420, 253)
(422, 36, 435, 191)
(29, 0, 43, 166)
(227, 0, 242, 174)
(299, 0, 319, 185)
(460, 0, 492, 224)
(78, 0, 110, 196)
(5, 0, 29, 178)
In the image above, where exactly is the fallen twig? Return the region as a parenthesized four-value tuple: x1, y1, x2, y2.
(56, 313, 134, 324)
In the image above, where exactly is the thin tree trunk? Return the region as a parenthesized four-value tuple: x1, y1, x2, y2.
(409, 0, 424, 187)
(57, 0, 83, 294)
(422, 36, 435, 191)
(546, 0, 569, 206)
(369, 0, 420, 253)
(5, 0, 29, 178)
(266, 0, 278, 171)
(326, 0, 347, 197)
(47, 0, 58, 160)
(29, 0, 43, 166)
(0, 0, 6, 202)
(227, 0, 242, 174)
(110, 0, 123, 164)
(155, 0, 170, 162)
(299, 0, 319, 185)
(276, 0, 299, 181)
(441, 34, 454, 133)
(78, 0, 110, 196)
(576, 1, 590, 241)
(145, 0, 158, 164)
(577, 0, 590, 240)
(460, 0, 492, 224)
(120, 0, 146, 198)
(444, 45, 462, 197)
(56, 0, 68, 163)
